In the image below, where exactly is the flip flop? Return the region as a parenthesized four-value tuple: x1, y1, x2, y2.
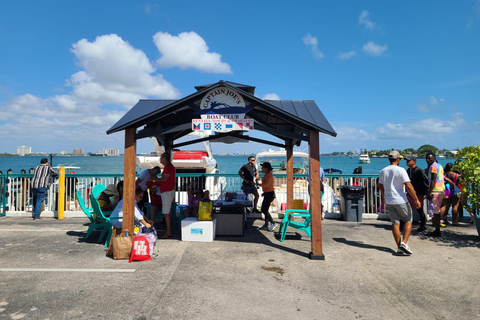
(161, 233, 171, 239)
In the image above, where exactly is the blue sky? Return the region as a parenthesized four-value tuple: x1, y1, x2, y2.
(0, 1, 479, 155)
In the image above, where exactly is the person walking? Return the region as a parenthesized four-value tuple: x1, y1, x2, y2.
(425, 153, 446, 237)
(404, 156, 429, 232)
(259, 162, 278, 231)
(30, 158, 57, 220)
(156, 153, 176, 239)
(238, 156, 261, 213)
(378, 151, 421, 255)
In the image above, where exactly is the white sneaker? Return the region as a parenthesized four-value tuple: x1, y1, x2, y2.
(396, 249, 407, 256)
(399, 242, 412, 255)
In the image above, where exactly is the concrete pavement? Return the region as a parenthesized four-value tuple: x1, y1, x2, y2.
(0, 216, 479, 320)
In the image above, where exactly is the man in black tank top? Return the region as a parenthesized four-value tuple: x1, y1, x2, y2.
(238, 156, 261, 213)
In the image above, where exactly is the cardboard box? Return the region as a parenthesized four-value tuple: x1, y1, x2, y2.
(181, 217, 216, 242)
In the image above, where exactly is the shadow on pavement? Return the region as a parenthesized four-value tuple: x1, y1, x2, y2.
(416, 230, 480, 249)
(332, 237, 396, 255)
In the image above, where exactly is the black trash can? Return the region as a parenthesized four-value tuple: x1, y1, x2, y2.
(339, 185, 364, 222)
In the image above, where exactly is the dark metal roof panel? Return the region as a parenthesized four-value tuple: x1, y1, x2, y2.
(265, 100, 336, 137)
(107, 100, 176, 133)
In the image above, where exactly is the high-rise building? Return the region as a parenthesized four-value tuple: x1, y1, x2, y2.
(97, 148, 120, 156)
(17, 145, 32, 156)
(72, 148, 85, 155)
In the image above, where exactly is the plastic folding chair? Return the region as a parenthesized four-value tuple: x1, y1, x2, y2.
(90, 193, 121, 247)
(279, 209, 311, 242)
(91, 184, 106, 199)
(76, 190, 104, 240)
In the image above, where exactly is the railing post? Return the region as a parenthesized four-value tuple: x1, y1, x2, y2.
(58, 167, 65, 219)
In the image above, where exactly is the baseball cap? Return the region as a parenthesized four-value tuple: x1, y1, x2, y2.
(404, 155, 416, 162)
(388, 150, 402, 160)
(261, 162, 273, 170)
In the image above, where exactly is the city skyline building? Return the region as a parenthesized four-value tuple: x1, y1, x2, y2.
(97, 148, 120, 156)
(72, 148, 85, 156)
(16, 145, 31, 156)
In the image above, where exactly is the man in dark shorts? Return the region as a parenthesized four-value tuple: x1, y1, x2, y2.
(238, 156, 261, 213)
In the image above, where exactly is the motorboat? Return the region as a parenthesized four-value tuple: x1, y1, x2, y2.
(359, 154, 371, 164)
(136, 135, 219, 175)
(136, 134, 225, 201)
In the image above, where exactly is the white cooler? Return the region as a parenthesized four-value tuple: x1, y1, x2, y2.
(181, 217, 216, 242)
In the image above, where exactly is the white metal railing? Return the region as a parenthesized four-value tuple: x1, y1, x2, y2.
(1, 173, 384, 216)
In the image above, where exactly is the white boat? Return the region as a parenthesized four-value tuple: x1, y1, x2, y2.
(136, 134, 225, 201)
(255, 149, 339, 215)
(136, 135, 219, 175)
(359, 154, 370, 164)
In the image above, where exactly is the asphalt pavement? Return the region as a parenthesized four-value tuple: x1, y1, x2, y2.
(0, 215, 479, 320)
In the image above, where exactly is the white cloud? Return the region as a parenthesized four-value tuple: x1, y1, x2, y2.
(416, 95, 445, 112)
(153, 31, 233, 74)
(362, 41, 387, 56)
(376, 114, 465, 140)
(302, 33, 324, 59)
(0, 32, 186, 152)
(337, 51, 357, 60)
(70, 34, 179, 106)
(263, 93, 280, 100)
(323, 126, 371, 146)
(359, 10, 376, 31)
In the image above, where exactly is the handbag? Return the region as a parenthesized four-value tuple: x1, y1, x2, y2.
(110, 230, 134, 260)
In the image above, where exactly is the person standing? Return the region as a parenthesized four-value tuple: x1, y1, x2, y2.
(404, 156, 429, 232)
(425, 153, 446, 237)
(30, 158, 57, 220)
(378, 151, 421, 255)
(156, 153, 176, 239)
(259, 162, 278, 231)
(135, 166, 161, 212)
(238, 156, 261, 213)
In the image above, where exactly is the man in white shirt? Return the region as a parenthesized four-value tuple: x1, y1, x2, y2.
(378, 151, 421, 256)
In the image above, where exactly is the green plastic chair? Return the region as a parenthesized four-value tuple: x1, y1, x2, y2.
(279, 209, 312, 242)
(90, 193, 121, 247)
(91, 184, 106, 199)
(76, 190, 104, 240)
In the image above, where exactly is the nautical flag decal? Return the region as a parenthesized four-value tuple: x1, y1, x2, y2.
(192, 119, 253, 132)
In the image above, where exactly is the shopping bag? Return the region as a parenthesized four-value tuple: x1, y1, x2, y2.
(197, 200, 213, 221)
(112, 230, 134, 260)
(129, 235, 152, 262)
(142, 227, 158, 258)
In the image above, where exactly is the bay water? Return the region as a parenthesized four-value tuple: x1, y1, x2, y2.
(0, 155, 456, 175)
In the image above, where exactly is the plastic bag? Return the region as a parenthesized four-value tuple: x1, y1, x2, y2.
(198, 200, 213, 221)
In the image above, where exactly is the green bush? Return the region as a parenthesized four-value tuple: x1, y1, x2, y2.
(453, 145, 480, 216)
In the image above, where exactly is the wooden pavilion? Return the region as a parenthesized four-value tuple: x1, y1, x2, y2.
(107, 80, 336, 259)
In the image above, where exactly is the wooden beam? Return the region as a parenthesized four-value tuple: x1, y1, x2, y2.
(308, 129, 324, 260)
(122, 127, 136, 234)
(286, 140, 294, 210)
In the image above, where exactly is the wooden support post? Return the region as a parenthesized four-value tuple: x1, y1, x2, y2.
(286, 140, 294, 211)
(122, 127, 136, 234)
(309, 129, 324, 260)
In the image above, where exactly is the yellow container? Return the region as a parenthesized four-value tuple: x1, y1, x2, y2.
(293, 199, 304, 209)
